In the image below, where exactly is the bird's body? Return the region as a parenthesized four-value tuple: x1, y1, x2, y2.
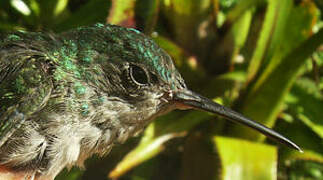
(0, 24, 301, 180)
(0, 24, 183, 179)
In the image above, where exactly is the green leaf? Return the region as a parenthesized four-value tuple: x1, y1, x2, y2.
(27, 0, 40, 16)
(285, 150, 323, 164)
(109, 110, 210, 178)
(225, 0, 262, 24)
(217, 71, 247, 82)
(179, 133, 217, 180)
(287, 160, 323, 180)
(313, 0, 323, 14)
(231, 9, 252, 49)
(135, 0, 160, 34)
(0, 22, 25, 31)
(214, 136, 277, 180)
(54, 0, 68, 17)
(231, 6, 322, 141)
(55, 167, 84, 180)
(281, 150, 323, 180)
(246, 0, 293, 82)
(108, 123, 183, 179)
(230, 9, 252, 65)
(286, 78, 323, 138)
(161, 0, 213, 54)
(153, 35, 204, 85)
(37, 0, 60, 22)
(107, 0, 160, 33)
(54, 0, 111, 32)
(275, 118, 323, 156)
(258, 0, 318, 78)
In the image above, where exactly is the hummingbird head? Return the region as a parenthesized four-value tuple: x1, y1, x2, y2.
(63, 24, 301, 151)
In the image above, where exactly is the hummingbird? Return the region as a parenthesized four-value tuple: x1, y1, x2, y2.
(0, 23, 301, 180)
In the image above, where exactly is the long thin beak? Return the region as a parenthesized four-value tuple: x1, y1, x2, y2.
(173, 89, 302, 152)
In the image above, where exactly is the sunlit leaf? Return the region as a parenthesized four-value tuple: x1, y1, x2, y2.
(107, 0, 136, 28)
(27, 0, 40, 16)
(54, 0, 68, 17)
(214, 136, 277, 180)
(10, 0, 31, 16)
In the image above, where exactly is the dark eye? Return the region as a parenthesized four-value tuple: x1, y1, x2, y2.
(129, 65, 148, 85)
(149, 72, 159, 84)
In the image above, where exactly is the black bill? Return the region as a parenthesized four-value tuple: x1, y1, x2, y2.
(173, 89, 302, 152)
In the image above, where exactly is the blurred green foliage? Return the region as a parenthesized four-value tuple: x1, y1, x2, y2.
(1, 0, 323, 179)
